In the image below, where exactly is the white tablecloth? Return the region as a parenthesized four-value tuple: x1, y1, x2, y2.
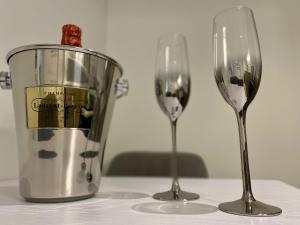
(0, 177, 299, 225)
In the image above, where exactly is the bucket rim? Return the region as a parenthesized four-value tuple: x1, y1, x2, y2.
(6, 44, 123, 75)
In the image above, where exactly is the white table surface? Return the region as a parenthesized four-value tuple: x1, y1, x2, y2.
(0, 177, 299, 225)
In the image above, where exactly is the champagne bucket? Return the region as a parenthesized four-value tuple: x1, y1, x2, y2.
(0, 44, 128, 202)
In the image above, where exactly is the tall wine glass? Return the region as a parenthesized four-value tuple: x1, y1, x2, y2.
(213, 6, 282, 216)
(153, 33, 199, 201)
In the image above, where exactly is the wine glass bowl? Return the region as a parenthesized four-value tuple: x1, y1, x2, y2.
(213, 6, 262, 112)
(155, 34, 190, 122)
(153, 33, 199, 201)
(213, 6, 282, 216)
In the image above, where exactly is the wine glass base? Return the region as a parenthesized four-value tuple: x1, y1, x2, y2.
(153, 190, 199, 201)
(219, 199, 282, 217)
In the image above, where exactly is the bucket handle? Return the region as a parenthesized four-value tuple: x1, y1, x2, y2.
(0, 71, 12, 89)
(1, 72, 129, 98)
(115, 79, 129, 99)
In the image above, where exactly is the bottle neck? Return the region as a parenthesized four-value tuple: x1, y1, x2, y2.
(61, 24, 82, 47)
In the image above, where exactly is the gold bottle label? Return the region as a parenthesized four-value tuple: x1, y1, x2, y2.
(26, 86, 96, 128)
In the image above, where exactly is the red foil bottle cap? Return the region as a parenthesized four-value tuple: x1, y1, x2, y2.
(61, 24, 82, 47)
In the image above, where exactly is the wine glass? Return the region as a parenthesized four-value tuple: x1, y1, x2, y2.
(153, 33, 199, 201)
(213, 6, 282, 216)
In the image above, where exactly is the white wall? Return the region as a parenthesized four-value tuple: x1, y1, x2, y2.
(1, 0, 300, 188)
(0, 0, 107, 179)
(104, 0, 300, 188)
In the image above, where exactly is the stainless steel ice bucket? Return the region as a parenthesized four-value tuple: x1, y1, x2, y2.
(0, 44, 128, 202)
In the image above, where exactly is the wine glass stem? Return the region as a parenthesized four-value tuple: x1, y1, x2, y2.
(236, 109, 255, 203)
(170, 120, 180, 198)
